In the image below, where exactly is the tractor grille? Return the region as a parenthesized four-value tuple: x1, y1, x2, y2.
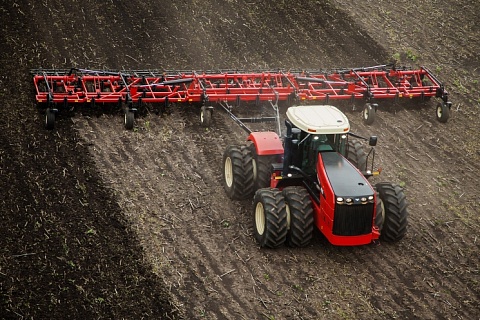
(332, 203, 374, 236)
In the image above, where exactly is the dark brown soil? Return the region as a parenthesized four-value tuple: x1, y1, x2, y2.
(1, 1, 478, 319)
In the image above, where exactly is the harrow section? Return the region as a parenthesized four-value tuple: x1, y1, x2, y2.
(32, 64, 450, 130)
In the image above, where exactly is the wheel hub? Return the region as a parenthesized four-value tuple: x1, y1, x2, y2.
(436, 104, 443, 118)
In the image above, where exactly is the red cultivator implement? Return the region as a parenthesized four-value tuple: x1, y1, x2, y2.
(32, 64, 450, 130)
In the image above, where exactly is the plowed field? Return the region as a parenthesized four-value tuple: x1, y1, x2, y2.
(1, 1, 478, 319)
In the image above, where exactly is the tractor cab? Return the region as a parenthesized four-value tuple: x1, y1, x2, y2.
(282, 105, 350, 176)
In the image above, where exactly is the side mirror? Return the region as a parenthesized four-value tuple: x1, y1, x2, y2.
(369, 136, 378, 146)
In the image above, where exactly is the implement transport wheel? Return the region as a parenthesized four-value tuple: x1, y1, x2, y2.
(124, 110, 134, 130)
(200, 106, 212, 127)
(436, 102, 450, 123)
(249, 144, 276, 190)
(347, 139, 367, 171)
(222, 145, 254, 200)
(282, 186, 314, 247)
(45, 108, 55, 130)
(253, 188, 288, 248)
(363, 103, 376, 125)
(375, 182, 408, 242)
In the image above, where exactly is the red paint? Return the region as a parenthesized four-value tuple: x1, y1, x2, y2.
(247, 132, 283, 156)
(33, 66, 446, 106)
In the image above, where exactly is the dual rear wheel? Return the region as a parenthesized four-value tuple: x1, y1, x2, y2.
(253, 187, 314, 248)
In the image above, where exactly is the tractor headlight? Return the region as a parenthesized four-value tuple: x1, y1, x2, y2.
(368, 195, 374, 203)
(345, 198, 353, 205)
(336, 197, 344, 205)
(361, 197, 367, 204)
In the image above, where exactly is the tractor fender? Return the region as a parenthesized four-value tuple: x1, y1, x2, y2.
(247, 132, 284, 156)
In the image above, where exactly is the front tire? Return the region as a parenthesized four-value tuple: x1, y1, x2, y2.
(282, 187, 314, 247)
(375, 195, 385, 232)
(347, 139, 367, 171)
(376, 183, 408, 242)
(253, 188, 288, 248)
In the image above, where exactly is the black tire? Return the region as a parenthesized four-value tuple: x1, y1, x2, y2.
(363, 103, 376, 125)
(249, 144, 276, 190)
(253, 188, 288, 248)
(282, 186, 314, 247)
(45, 108, 55, 130)
(124, 110, 134, 130)
(241, 146, 255, 198)
(376, 183, 408, 242)
(347, 139, 367, 171)
(375, 194, 385, 232)
(436, 102, 449, 123)
(222, 145, 254, 200)
(200, 106, 212, 127)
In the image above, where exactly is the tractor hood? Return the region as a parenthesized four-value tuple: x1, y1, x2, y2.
(320, 152, 374, 202)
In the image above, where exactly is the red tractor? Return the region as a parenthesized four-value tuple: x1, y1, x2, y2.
(222, 105, 408, 248)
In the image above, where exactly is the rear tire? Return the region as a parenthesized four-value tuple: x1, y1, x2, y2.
(250, 144, 276, 190)
(253, 188, 288, 248)
(45, 108, 55, 130)
(241, 146, 255, 198)
(376, 183, 408, 242)
(222, 145, 254, 200)
(347, 139, 367, 171)
(282, 187, 314, 247)
(363, 103, 376, 125)
(436, 102, 449, 123)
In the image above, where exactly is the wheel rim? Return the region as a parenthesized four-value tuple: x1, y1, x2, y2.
(45, 113, 49, 127)
(224, 157, 233, 187)
(436, 104, 443, 118)
(252, 158, 257, 181)
(124, 113, 127, 125)
(363, 105, 370, 120)
(200, 109, 205, 124)
(255, 202, 265, 235)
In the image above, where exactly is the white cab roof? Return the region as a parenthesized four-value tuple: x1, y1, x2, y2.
(286, 105, 350, 134)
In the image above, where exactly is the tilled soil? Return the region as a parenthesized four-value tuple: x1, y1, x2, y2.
(1, 1, 479, 319)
